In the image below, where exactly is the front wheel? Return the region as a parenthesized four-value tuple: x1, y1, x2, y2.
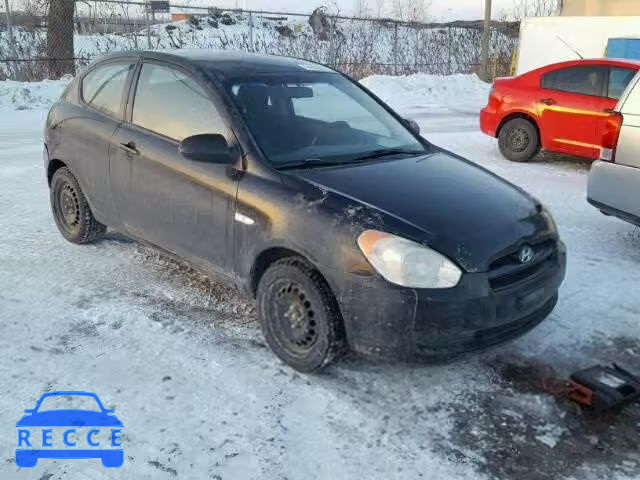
(498, 118, 539, 162)
(256, 257, 345, 372)
(50, 167, 106, 244)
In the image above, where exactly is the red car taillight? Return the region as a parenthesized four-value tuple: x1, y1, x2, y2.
(486, 84, 501, 108)
(600, 112, 623, 163)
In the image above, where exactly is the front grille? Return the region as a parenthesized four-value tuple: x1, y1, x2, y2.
(488, 240, 557, 291)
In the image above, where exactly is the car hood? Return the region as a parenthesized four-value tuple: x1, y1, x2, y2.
(290, 151, 550, 272)
(16, 410, 123, 427)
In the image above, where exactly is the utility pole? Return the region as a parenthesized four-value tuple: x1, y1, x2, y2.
(145, 1, 151, 49)
(248, 10, 254, 52)
(3, 0, 13, 40)
(480, 0, 492, 82)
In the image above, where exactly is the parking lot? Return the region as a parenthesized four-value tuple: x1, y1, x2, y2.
(0, 79, 639, 479)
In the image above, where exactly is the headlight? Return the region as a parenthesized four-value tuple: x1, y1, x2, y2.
(357, 230, 462, 289)
(540, 208, 558, 234)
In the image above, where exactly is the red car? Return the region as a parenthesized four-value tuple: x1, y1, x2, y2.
(480, 59, 640, 162)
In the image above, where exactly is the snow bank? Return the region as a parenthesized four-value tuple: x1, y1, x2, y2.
(0, 77, 70, 110)
(360, 73, 490, 110)
(0, 73, 488, 113)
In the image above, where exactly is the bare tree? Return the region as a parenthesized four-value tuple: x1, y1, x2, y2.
(405, 0, 430, 22)
(373, 0, 386, 18)
(352, 0, 370, 17)
(47, 0, 75, 77)
(390, 0, 430, 22)
(391, 0, 407, 21)
(23, 0, 49, 17)
(506, 0, 560, 20)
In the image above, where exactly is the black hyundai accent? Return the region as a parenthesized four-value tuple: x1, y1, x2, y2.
(44, 50, 566, 371)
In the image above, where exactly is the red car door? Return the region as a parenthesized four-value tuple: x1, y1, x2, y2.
(538, 65, 607, 159)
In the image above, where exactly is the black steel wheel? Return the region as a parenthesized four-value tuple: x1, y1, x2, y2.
(50, 167, 106, 244)
(498, 118, 539, 162)
(256, 257, 345, 372)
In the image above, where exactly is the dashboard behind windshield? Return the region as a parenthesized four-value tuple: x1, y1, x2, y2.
(226, 73, 425, 166)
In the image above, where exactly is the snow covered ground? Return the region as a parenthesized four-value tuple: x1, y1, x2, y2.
(0, 73, 639, 480)
(362, 73, 490, 132)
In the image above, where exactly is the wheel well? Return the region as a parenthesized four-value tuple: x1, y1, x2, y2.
(496, 113, 541, 142)
(250, 247, 306, 297)
(47, 159, 67, 185)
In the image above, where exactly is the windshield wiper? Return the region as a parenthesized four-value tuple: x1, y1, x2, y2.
(347, 148, 425, 162)
(276, 148, 425, 170)
(276, 158, 354, 170)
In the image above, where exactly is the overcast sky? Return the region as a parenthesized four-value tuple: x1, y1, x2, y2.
(218, 1, 517, 20)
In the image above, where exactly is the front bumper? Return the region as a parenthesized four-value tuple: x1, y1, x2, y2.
(332, 241, 566, 360)
(587, 160, 640, 227)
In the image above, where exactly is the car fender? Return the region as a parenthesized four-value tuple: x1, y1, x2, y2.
(45, 155, 106, 227)
(234, 170, 395, 297)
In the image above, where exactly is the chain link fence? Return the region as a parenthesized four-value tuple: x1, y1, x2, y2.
(0, 1, 519, 81)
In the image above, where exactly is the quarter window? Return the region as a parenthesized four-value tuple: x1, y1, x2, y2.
(82, 62, 134, 117)
(620, 75, 640, 114)
(541, 66, 606, 97)
(608, 67, 636, 99)
(132, 64, 226, 141)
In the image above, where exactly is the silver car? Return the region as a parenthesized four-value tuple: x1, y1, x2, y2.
(588, 71, 640, 227)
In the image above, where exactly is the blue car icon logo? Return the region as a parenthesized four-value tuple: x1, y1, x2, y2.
(16, 391, 123, 468)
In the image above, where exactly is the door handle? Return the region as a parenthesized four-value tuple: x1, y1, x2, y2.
(119, 141, 139, 155)
(603, 107, 615, 113)
(540, 98, 556, 106)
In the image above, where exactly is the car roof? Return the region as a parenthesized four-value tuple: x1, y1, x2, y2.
(39, 391, 98, 397)
(94, 49, 337, 78)
(518, 58, 640, 78)
(35, 391, 103, 404)
(539, 58, 640, 70)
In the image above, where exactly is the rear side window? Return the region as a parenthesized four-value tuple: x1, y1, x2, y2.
(620, 75, 640, 114)
(82, 63, 134, 117)
(132, 64, 226, 141)
(541, 66, 606, 97)
(608, 67, 636, 99)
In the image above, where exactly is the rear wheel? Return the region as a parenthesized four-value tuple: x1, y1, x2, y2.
(498, 118, 539, 162)
(256, 257, 344, 372)
(50, 167, 106, 244)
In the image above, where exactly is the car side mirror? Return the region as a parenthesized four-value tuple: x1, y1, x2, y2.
(404, 118, 420, 135)
(179, 134, 233, 164)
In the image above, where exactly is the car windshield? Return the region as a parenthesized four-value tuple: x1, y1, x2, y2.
(37, 395, 101, 412)
(225, 72, 426, 166)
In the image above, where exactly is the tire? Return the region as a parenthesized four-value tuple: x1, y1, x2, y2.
(498, 118, 539, 162)
(50, 166, 106, 244)
(256, 257, 345, 372)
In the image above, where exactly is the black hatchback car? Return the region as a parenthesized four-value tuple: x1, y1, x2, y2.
(45, 50, 566, 371)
